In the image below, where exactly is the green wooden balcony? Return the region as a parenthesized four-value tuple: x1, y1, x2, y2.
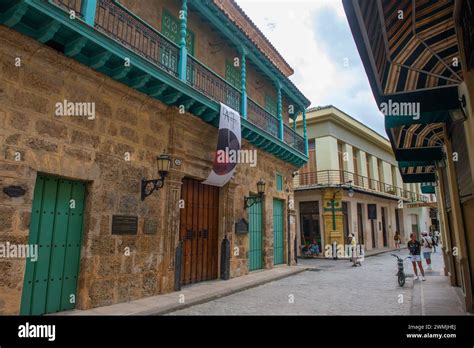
(0, 0, 307, 166)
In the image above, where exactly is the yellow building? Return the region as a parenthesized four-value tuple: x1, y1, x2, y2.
(293, 106, 435, 254)
(344, 0, 474, 313)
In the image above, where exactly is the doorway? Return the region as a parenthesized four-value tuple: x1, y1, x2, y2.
(299, 201, 321, 251)
(179, 178, 219, 286)
(248, 195, 263, 271)
(20, 175, 87, 315)
(381, 207, 388, 247)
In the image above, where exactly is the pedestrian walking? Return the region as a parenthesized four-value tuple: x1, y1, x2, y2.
(394, 231, 401, 250)
(349, 233, 361, 267)
(407, 233, 425, 281)
(421, 231, 433, 270)
(430, 231, 438, 253)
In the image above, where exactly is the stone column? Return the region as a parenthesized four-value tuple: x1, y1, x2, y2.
(444, 134, 473, 312)
(288, 195, 297, 265)
(160, 168, 185, 293)
(218, 182, 237, 277)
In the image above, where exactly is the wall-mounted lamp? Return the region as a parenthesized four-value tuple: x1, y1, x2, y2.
(141, 152, 172, 201)
(449, 95, 468, 124)
(244, 179, 266, 209)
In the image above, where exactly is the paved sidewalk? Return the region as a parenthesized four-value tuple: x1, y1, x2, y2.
(58, 266, 305, 316)
(411, 251, 467, 315)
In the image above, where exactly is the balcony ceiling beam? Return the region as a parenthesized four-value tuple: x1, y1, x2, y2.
(0, 2, 28, 27)
(89, 51, 113, 69)
(190, 105, 208, 116)
(37, 20, 61, 43)
(162, 91, 183, 104)
(65, 36, 88, 58)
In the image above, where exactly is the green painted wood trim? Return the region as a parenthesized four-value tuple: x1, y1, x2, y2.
(421, 185, 436, 194)
(178, 0, 188, 81)
(81, 0, 96, 26)
(0, 2, 28, 27)
(384, 111, 451, 128)
(398, 160, 434, 168)
(277, 83, 283, 140)
(241, 52, 247, 118)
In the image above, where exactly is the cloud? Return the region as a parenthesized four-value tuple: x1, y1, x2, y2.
(236, 0, 386, 136)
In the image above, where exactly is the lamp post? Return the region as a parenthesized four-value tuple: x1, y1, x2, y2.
(141, 152, 172, 200)
(244, 179, 266, 209)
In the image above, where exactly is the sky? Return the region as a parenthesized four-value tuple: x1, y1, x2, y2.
(236, 0, 386, 137)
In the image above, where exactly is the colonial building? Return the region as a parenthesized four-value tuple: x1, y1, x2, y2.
(293, 106, 434, 255)
(344, 0, 474, 313)
(0, 0, 310, 314)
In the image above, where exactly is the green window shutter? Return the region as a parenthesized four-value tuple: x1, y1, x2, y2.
(225, 60, 241, 91)
(265, 94, 277, 117)
(162, 9, 195, 55)
(276, 173, 283, 192)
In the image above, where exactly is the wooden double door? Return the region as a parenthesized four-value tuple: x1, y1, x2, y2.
(179, 178, 219, 286)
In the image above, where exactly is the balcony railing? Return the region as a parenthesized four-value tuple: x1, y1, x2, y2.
(94, 0, 179, 77)
(46, 0, 306, 156)
(283, 124, 305, 153)
(187, 56, 241, 112)
(294, 170, 427, 202)
(51, 0, 84, 19)
(247, 98, 279, 139)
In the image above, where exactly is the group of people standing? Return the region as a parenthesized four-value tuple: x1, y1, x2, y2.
(394, 230, 440, 281)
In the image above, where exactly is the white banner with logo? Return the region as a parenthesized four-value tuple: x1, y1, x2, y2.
(203, 103, 241, 187)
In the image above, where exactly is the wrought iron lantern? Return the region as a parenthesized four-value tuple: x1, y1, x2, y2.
(244, 179, 266, 209)
(141, 152, 172, 201)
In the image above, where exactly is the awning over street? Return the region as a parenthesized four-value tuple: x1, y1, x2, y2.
(343, 0, 464, 183)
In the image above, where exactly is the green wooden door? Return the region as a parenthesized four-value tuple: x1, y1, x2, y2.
(273, 199, 284, 265)
(248, 198, 263, 271)
(20, 175, 86, 315)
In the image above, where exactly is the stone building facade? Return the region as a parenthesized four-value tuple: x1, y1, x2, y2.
(0, 0, 309, 315)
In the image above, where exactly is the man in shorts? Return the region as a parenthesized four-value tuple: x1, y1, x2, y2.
(407, 233, 425, 281)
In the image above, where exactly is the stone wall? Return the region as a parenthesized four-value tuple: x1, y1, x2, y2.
(0, 24, 297, 314)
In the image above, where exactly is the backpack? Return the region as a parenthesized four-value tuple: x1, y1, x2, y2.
(422, 237, 432, 249)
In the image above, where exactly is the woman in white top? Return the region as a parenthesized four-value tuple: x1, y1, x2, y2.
(421, 231, 433, 270)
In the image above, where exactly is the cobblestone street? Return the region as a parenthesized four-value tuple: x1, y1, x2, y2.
(169, 250, 438, 315)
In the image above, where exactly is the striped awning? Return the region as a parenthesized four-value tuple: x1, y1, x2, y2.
(343, 0, 464, 183)
(352, 0, 462, 95)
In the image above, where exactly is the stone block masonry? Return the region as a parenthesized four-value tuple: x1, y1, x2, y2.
(0, 25, 298, 314)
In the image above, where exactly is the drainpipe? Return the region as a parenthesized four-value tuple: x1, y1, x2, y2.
(178, 0, 188, 81)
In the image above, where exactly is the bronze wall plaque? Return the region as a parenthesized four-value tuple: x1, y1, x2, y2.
(112, 215, 138, 235)
(235, 218, 248, 234)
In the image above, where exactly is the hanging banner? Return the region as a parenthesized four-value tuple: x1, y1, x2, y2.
(203, 103, 241, 187)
